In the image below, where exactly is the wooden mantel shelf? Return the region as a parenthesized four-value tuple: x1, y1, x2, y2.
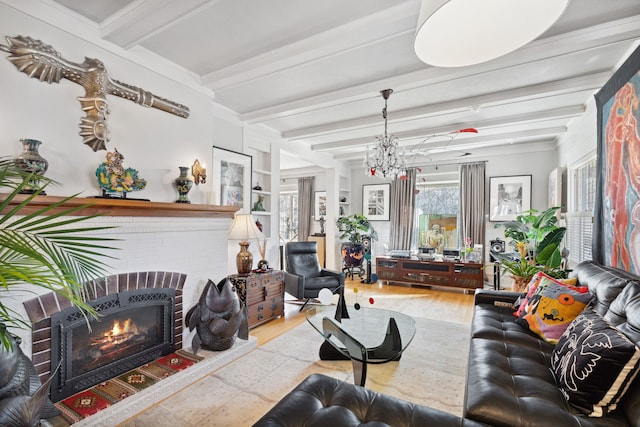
(1, 194, 239, 218)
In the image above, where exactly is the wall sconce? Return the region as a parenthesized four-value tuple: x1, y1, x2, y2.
(192, 159, 206, 184)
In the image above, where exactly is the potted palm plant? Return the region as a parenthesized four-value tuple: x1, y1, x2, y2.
(0, 158, 118, 424)
(491, 207, 567, 291)
(336, 213, 378, 270)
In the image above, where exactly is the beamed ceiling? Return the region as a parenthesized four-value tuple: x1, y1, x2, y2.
(37, 0, 640, 170)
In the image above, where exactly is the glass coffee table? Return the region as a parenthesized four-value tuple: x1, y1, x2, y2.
(306, 306, 416, 386)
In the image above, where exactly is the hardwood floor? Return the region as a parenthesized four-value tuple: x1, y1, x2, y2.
(250, 278, 476, 346)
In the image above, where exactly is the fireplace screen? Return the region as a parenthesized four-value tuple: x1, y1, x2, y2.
(50, 289, 175, 402)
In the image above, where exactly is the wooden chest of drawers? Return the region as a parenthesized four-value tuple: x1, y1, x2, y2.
(229, 270, 285, 329)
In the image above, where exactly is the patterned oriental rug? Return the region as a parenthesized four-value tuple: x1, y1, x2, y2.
(54, 350, 203, 423)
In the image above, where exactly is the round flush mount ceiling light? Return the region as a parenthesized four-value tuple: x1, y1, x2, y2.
(414, 0, 569, 67)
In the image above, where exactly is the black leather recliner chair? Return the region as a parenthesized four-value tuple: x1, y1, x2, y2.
(284, 241, 345, 311)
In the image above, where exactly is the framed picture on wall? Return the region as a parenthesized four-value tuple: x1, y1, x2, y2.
(212, 146, 252, 210)
(489, 175, 532, 222)
(314, 191, 327, 220)
(363, 183, 390, 221)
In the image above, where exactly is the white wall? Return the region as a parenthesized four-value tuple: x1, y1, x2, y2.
(558, 97, 598, 169)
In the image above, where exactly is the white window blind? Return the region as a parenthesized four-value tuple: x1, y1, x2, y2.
(565, 213, 593, 265)
(565, 156, 596, 266)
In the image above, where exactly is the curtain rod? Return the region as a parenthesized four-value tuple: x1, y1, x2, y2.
(411, 160, 487, 169)
(280, 175, 316, 182)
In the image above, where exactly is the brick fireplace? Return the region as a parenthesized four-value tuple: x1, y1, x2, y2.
(4, 196, 241, 379)
(23, 271, 186, 401)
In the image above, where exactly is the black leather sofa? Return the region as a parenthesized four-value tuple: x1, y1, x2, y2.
(466, 260, 640, 426)
(254, 261, 640, 427)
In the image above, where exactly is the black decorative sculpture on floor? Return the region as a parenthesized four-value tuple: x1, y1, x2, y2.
(186, 278, 248, 353)
(0, 335, 60, 426)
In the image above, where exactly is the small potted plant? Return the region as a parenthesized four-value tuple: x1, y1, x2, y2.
(336, 213, 378, 269)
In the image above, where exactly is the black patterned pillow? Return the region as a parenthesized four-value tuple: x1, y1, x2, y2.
(551, 307, 640, 417)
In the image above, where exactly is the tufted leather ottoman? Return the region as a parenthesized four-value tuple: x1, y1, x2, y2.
(254, 373, 485, 427)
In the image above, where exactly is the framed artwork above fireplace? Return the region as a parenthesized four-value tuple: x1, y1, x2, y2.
(212, 146, 252, 210)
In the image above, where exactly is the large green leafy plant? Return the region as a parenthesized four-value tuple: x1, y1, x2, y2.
(0, 159, 118, 350)
(492, 207, 567, 279)
(336, 213, 378, 244)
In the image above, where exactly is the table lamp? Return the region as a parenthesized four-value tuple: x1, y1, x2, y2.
(228, 213, 264, 275)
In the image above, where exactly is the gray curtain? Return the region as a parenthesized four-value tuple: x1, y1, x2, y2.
(459, 162, 486, 252)
(297, 177, 314, 241)
(389, 169, 416, 250)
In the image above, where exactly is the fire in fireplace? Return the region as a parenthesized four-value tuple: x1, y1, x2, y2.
(50, 288, 176, 402)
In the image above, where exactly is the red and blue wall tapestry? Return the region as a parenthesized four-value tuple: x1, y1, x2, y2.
(593, 45, 640, 274)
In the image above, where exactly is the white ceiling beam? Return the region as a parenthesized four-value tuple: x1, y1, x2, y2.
(334, 136, 559, 162)
(0, 0, 211, 94)
(279, 139, 335, 170)
(101, 0, 214, 49)
(403, 127, 567, 151)
(332, 128, 564, 161)
(201, 2, 418, 91)
(310, 107, 583, 151)
(1, 0, 101, 40)
(241, 15, 640, 124)
(287, 74, 604, 141)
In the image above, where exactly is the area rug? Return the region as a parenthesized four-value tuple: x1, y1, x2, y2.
(54, 349, 203, 423)
(119, 316, 471, 426)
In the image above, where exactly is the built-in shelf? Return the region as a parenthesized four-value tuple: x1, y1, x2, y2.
(252, 190, 272, 196)
(339, 177, 351, 217)
(252, 211, 272, 216)
(0, 194, 238, 218)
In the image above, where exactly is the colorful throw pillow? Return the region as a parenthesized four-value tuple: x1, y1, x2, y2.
(513, 272, 583, 318)
(513, 273, 546, 317)
(515, 278, 592, 343)
(551, 307, 640, 417)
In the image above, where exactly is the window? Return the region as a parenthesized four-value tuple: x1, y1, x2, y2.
(565, 155, 596, 266)
(415, 186, 460, 251)
(279, 193, 298, 242)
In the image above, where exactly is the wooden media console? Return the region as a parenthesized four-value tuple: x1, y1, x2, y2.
(376, 256, 484, 291)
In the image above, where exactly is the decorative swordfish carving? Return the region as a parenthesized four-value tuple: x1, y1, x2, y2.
(0, 35, 190, 151)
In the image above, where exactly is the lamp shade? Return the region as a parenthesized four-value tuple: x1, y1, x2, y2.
(414, 0, 569, 67)
(228, 213, 264, 241)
